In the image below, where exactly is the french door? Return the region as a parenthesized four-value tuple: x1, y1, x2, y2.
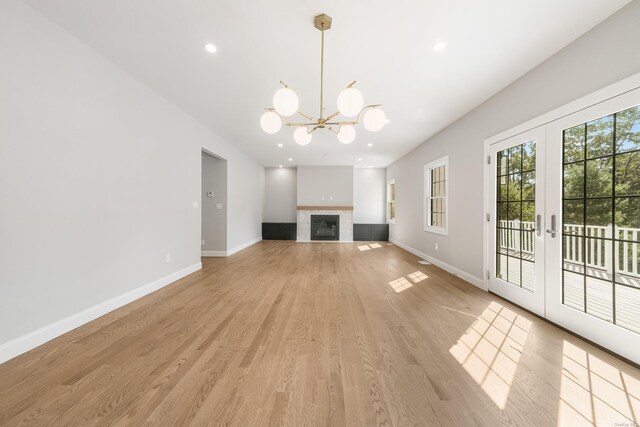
(546, 88, 640, 362)
(488, 88, 640, 363)
(488, 126, 546, 317)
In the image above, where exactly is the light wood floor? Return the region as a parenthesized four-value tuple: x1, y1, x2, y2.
(1, 241, 639, 426)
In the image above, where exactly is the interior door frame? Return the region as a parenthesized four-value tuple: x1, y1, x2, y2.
(545, 87, 640, 365)
(487, 126, 546, 317)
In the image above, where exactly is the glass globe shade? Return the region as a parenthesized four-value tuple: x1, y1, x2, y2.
(363, 108, 386, 132)
(336, 88, 364, 117)
(294, 127, 312, 145)
(337, 125, 356, 144)
(273, 88, 299, 117)
(260, 111, 281, 134)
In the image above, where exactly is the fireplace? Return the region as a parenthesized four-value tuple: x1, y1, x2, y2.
(310, 215, 339, 241)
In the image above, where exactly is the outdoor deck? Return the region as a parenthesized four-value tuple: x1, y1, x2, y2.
(498, 252, 640, 334)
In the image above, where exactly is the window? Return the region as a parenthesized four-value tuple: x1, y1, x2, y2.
(424, 156, 449, 235)
(387, 179, 396, 223)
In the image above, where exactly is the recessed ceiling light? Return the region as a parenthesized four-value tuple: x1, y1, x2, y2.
(367, 143, 373, 147)
(368, 165, 372, 168)
(358, 158, 362, 161)
(277, 143, 283, 148)
(204, 43, 217, 53)
(288, 158, 293, 162)
(433, 41, 447, 52)
(278, 165, 283, 168)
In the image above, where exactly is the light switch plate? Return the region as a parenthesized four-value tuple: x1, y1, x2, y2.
(216, 203, 223, 210)
(193, 201, 199, 209)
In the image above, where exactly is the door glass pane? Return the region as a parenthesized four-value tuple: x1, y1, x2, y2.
(496, 140, 536, 290)
(562, 106, 640, 334)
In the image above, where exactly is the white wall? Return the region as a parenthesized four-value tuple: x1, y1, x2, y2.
(264, 167, 297, 222)
(386, 1, 640, 282)
(353, 168, 386, 223)
(0, 0, 263, 356)
(202, 153, 227, 251)
(297, 166, 354, 206)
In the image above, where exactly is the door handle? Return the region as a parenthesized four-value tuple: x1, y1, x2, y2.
(536, 214, 542, 236)
(545, 214, 557, 238)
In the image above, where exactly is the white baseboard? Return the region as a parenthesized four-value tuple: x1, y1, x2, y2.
(390, 239, 487, 291)
(0, 262, 202, 365)
(201, 250, 227, 257)
(201, 237, 262, 258)
(227, 237, 262, 256)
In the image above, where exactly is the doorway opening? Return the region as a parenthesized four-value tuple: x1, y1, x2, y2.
(201, 150, 228, 257)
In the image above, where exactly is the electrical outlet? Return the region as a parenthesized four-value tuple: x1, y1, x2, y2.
(201, 239, 205, 246)
(192, 201, 199, 209)
(165, 253, 171, 263)
(435, 243, 439, 250)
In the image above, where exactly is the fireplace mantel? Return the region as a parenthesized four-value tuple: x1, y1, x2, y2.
(297, 206, 353, 211)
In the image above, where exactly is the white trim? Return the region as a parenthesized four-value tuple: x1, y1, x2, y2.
(0, 262, 202, 365)
(485, 71, 640, 146)
(386, 178, 396, 224)
(227, 237, 262, 256)
(423, 155, 449, 235)
(201, 250, 228, 257)
(390, 238, 487, 291)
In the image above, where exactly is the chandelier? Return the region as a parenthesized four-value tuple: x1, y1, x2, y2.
(259, 14, 386, 145)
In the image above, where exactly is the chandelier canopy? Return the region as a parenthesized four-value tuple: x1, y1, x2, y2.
(260, 14, 386, 145)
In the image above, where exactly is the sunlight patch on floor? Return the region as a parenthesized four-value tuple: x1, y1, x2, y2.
(358, 245, 371, 251)
(449, 301, 531, 409)
(558, 340, 640, 427)
(408, 271, 428, 283)
(369, 243, 382, 249)
(389, 277, 413, 293)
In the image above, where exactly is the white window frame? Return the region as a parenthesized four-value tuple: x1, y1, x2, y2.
(424, 156, 449, 235)
(386, 179, 396, 224)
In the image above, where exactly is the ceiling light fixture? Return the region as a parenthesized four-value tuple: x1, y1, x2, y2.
(278, 165, 283, 168)
(204, 43, 217, 53)
(260, 14, 386, 145)
(288, 158, 293, 162)
(367, 143, 373, 147)
(432, 41, 447, 52)
(277, 143, 283, 148)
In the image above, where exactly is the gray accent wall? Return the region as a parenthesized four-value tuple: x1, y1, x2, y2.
(353, 168, 386, 223)
(386, 1, 640, 281)
(0, 0, 264, 347)
(297, 166, 354, 206)
(264, 167, 297, 222)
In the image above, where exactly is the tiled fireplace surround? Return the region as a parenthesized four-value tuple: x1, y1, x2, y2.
(297, 207, 353, 242)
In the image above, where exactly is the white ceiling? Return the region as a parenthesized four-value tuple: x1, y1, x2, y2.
(25, 0, 630, 167)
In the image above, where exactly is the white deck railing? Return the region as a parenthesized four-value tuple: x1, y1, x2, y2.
(498, 220, 640, 278)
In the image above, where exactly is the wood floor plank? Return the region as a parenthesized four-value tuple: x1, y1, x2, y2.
(1, 240, 640, 426)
